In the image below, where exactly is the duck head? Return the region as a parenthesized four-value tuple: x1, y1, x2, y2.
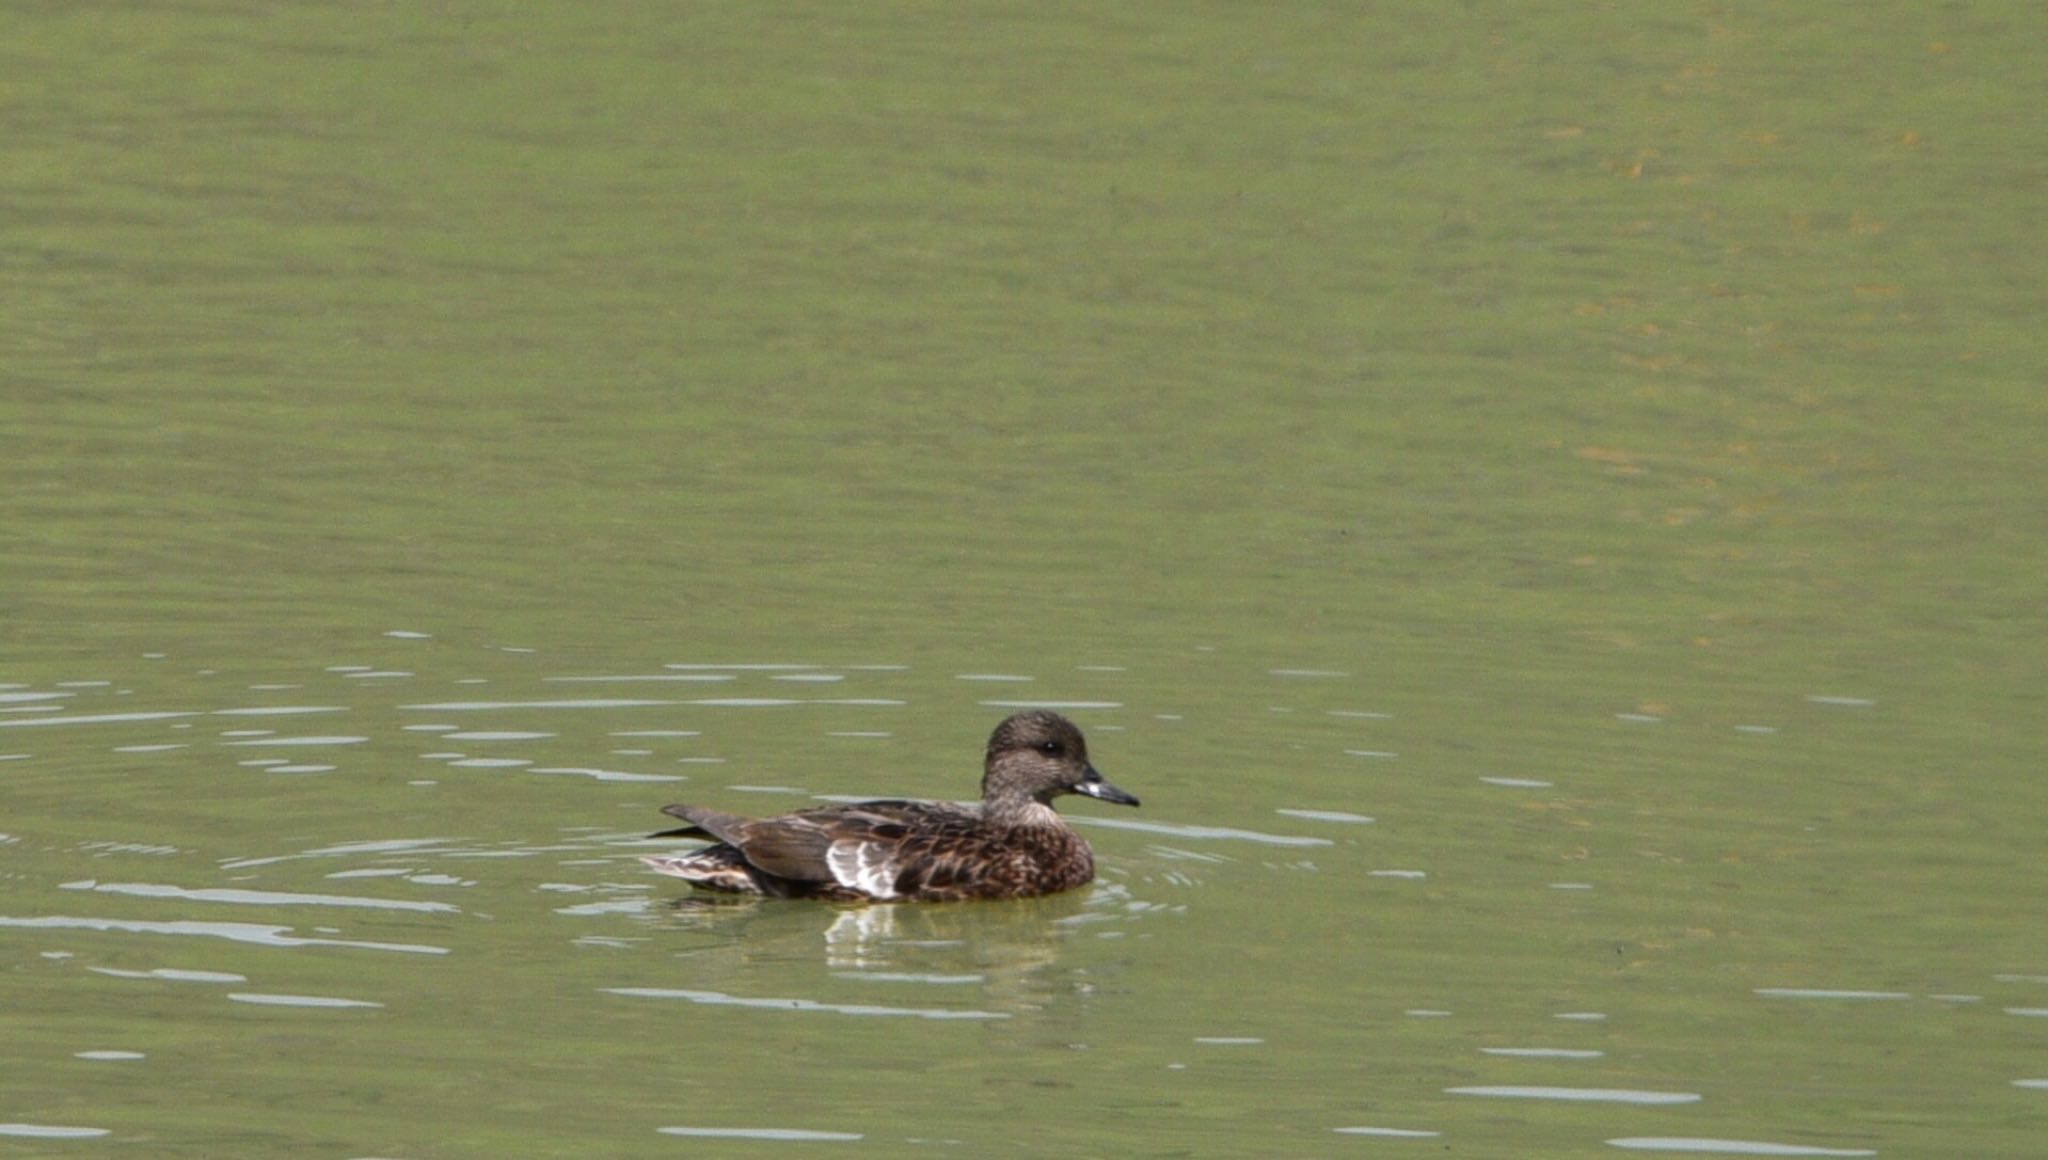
(982, 710, 1140, 809)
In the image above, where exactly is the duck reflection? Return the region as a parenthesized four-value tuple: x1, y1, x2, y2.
(633, 883, 1142, 1021)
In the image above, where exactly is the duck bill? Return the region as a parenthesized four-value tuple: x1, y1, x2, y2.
(1073, 766, 1140, 807)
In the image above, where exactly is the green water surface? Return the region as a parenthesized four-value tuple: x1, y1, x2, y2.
(4, 3, 2044, 1157)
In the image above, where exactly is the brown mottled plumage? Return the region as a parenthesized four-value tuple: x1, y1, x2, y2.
(640, 710, 1139, 902)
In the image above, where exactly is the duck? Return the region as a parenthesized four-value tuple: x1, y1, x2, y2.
(640, 710, 1139, 902)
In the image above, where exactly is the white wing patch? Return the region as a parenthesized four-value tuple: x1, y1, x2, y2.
(826, 840, 900, 900)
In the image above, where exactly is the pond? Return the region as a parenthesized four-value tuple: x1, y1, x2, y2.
(5, 4, 2042, 1157)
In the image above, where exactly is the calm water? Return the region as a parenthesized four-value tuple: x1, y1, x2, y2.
(6, 3, 2044, 1157)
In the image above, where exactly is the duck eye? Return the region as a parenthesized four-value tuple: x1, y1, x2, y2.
(1036, 740, 1063, 756)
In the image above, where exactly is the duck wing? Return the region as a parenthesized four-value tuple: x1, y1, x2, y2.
(645, 803, 830, 883)
(771, 801, 985, 894)
(808, 801, 986, 899)
(653, 804, 758, 844)
(651, 800, 981, 898)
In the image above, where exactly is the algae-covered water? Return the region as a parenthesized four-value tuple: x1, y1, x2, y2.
(5, 4, 2044, 1156)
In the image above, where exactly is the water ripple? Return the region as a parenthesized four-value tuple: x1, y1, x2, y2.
(662, 663, 828, 671)
(545, 674, 734, 683)
(0, 711, 198, 728)
(531, 766, 685, 782)
(0, 1124, 111, 1139)
(1754, 988, 1910, 1001)
(1275, 808, 1375, 824)
(401, 699, 680, 710)
(657, 1127, 861, 1141)
(228, 992, 383, 1008)
(1072, 816, 1331, 847)
(221, 735, 369, 747)
(1448, 1086, 1700, 1105)
(220, 837, 458, 869)
(1608, 1139, 1875, 1156)
(88, 967, 246, 983)
(832, 971, 983, 985)
(60, 879, 458, 913)
(977, 699, 1122, 710)
(553, 899, 654, 916)
(604, 986, 1009, 1021)
(0, 915, 447, 955)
